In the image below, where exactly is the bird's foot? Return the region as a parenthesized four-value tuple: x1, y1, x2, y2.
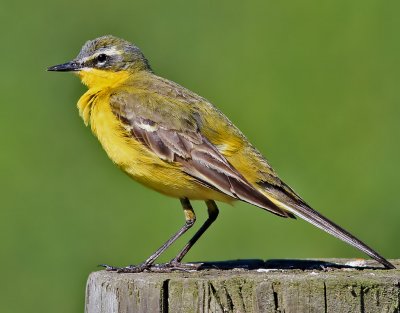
(99, 261, 202, 273)
(150, 261, 202, 272)
(99, 263, 150, 273)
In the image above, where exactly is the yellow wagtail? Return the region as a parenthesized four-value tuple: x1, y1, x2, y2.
(48, 35, 394, 271)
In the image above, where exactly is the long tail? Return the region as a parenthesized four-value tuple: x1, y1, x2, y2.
(259, 183, 395, 269)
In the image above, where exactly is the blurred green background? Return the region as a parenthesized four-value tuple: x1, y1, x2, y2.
(1, 0, 399, 312)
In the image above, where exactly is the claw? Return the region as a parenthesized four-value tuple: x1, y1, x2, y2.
(97, 262, 202, 273)
(114, 263, 150, 273)
(150, 262, 202, 272)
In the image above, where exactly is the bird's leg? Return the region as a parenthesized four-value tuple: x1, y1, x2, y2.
(169, 200, 219, 267)
(102, 198, 196, 273)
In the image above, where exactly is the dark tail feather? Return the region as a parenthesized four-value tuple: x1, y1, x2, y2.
(276, 200, 395, 269)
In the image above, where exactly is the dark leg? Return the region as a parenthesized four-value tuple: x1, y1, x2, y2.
(102, 198, 196, 273)
(170, 200, 219, 264)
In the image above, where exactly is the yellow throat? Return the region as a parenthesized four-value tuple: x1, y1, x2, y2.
(76, 68, 131, 125)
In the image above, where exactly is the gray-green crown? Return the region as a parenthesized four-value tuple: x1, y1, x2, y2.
(76, 35, 151, 71)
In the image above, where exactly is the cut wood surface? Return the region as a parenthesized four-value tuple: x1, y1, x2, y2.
(85, 259, 400, 313)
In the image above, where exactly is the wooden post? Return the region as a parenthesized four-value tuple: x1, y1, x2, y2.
(85, 259, 399, 313)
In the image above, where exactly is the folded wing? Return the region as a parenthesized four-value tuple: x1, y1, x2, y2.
(110, 90, 294, 218)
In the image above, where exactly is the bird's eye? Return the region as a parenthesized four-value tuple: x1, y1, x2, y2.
(97, 54, 108, 63)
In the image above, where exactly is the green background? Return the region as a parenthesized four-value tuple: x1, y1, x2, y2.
(1, 0, 399, 312)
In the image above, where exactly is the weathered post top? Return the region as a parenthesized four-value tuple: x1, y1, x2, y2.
(85, 259, 400, 313)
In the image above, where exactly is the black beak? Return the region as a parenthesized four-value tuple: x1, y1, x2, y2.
(47, 60, 81, 72)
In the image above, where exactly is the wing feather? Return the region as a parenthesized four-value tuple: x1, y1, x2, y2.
(110, 91, 293, 218)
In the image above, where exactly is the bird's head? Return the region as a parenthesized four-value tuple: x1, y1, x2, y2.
(48, 35, 151, 87)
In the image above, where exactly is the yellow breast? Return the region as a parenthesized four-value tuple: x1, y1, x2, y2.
(76, 71, 233, 203)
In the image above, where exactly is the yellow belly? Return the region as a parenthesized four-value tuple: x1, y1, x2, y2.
(82, 91, 233, 203)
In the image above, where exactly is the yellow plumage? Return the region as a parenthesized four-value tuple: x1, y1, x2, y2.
(47, 35, 394, 271)
(77, 69, 234, 202)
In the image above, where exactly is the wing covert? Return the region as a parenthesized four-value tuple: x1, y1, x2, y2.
(110, 90, 293, 218)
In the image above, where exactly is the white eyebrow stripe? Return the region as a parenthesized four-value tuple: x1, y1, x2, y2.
(80, 47, 122, 63)
(97, 46, 122, 56)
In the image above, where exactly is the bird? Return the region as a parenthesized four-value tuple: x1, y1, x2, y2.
(48, 35, 395, 271)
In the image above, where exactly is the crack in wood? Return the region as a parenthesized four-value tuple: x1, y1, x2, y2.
(360, 286, 365, 313)
(209, 282, 224, 312)
(161, 279, 169, 313)
(272, 283, 280, 312)
(223, 285, 234, 311)
(397, 282, 400, 313)
(323, 282, 327, 313)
